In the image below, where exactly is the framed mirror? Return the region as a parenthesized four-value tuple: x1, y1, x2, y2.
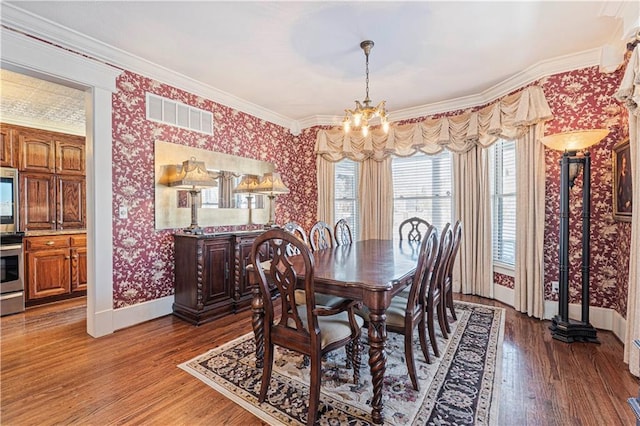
(154, 140, 274, 230)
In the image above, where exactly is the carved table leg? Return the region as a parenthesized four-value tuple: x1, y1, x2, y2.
(251, 286, 265, 368)
(368, 310, 387, 424)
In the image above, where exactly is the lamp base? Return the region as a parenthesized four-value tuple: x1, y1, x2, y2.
(549, 315, 599, 343)
(183, 225, 204, 235)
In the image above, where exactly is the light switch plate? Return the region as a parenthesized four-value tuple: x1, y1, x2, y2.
(118, 206, 128, 219)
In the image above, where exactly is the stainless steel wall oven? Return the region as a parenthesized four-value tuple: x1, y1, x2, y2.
(1, 233, 25, 316)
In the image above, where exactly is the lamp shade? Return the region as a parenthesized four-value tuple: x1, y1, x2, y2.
(540, 129, 609, 152)
(256, 172, 290, 195)
(167, 157, 217, 189)
(233, 174, 261, 194)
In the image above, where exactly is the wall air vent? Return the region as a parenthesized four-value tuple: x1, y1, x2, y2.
(146, 93, 213, 136)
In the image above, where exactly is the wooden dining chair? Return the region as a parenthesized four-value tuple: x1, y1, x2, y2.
(250, 229, 362, 426)
(398, 217, 431, 242)
(425, 223, 453, 357)
(309, 221, 334, 251)
(334, 218, 353, 246)
(283, 221, 309, 256)
(442, 220, 463, 333)
(359, 225, 439, 390)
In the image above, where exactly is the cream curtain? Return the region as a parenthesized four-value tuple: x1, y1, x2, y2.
(615, 44, 640, 377)
(316, 157, 335, 226)
(359, 158, 393, 240)
(315, 86, 553, 161)
(315, 85, 553, 299)
(452, 147, 493, 297)
(514, 123, 547, 318)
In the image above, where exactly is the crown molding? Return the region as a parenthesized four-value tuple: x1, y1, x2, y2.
(301, 48, 603, 128)
(0, 4, 297, 132)
(0, 3, 624, 135)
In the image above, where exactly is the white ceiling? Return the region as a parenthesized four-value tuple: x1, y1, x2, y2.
(0, 1, 631, 134)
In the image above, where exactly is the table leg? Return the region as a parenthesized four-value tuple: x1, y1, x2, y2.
(368, 310, 387, 424)
(251, 286, 265, 368)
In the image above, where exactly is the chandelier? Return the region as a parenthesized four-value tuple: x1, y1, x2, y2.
(342, 40, 389, 136)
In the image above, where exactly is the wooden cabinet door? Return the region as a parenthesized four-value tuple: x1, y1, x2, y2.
(71, 246, 87, 292)
(55, 139, 85, 175)
(71, 234, 87, 292)
(236, 237, 257, 304)
(18, 131, 55, 173)
(20, 172, 56, 231)
(202, 240, 233, 307)
(0, 126, 16, 168)
(26, 248, 71, 300)
(57, 175, 85, 229)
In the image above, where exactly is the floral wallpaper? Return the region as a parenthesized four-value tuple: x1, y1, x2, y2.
(111, 64, 631, 317)
(111, 71, 317, 308)
(494, 272, 515, 289)
(540, 65, 630, 317)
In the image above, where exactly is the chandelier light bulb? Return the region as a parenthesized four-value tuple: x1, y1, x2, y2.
(382, 121, 390, 133)
(362, 125, 369, 137)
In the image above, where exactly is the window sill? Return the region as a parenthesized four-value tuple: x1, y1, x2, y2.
(493, 263, 515, 277)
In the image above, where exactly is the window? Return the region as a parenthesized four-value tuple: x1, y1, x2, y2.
(334, 160, 359, 241)
(392, 151, 453, 233)
(489, 139, 516, 266)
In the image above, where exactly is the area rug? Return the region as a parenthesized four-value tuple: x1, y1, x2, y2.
(179, 301, 504, 425)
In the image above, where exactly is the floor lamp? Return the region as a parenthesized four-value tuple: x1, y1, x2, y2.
(256, 172, 289, 228)
(233, 174, 261, 225)
(167, 157, 217, 235)
(541, 129, 609, 343)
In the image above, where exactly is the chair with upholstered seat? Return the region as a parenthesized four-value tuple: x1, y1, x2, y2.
(441, 220, 462, 333)
(334, 218, 353, 246)
(309, 221, 334, 251)
(250, 229, 362, 426)
(425, 223, 453, 356)
(283, 221, 309, 255)
(399, 217, 431, 242)
(357, 225, 438, 390)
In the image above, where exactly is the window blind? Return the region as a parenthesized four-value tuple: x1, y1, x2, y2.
(392, 151, 453, 233)
(334, 160, 359, 241)
(489, 140, 516, 266)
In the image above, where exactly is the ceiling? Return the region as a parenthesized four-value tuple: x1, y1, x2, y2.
(0, 1, 630, 134)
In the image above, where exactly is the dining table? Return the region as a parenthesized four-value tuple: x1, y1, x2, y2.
(250, 238, 419, 424)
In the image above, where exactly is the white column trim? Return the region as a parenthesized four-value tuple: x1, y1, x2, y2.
(1, 27, 121, 337)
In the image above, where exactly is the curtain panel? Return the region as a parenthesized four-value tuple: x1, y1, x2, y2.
(614, 44, 640, 378)
(315, 85, 553, 161)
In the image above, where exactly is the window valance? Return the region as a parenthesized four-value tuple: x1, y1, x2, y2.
(315, 85, 553, 161)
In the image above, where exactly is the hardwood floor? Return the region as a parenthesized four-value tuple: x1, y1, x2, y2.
(1, 295, 637, 425)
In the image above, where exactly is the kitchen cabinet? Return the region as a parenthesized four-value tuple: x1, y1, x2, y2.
(173, 231, 264, 325)
(4, 124, 87, 232)
(24, 233, 87, 304)
(19, 173, 85, 231)
(0, 125, 17, 168)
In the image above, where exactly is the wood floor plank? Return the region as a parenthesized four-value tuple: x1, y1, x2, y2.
(1, 295, 637, 425)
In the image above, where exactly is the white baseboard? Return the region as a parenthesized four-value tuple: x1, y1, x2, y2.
(112, 295, 174, 331)
(543, 300, 627, 341)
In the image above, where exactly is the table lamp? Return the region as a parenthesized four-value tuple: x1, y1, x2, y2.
(256, 172, 289, 228)
(233, 174, 261, 224)
(167, 157, 217, 234)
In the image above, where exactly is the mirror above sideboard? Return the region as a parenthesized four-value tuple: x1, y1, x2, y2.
(154, 140, 274, 230)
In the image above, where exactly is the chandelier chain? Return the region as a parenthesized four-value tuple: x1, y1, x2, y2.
(365, 49, 370, 104)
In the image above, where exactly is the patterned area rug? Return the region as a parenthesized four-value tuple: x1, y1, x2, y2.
(179, 301, 504, 425)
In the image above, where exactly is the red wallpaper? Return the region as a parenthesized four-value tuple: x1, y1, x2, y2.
(111, 65, 631, 317)
(540, 65, 630, 316)
(111, 71, 317, 308)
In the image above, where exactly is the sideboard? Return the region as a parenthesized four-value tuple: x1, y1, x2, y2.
(173, 230, 264, 325)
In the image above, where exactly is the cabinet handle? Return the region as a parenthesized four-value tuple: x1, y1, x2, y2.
(224, 261, 229, 280)
(45, 241, 55, 246)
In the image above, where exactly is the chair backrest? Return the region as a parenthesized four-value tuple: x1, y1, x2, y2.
(399, 217, 431, 242)
(406, 225, 439, 313)
(428, 223, 453, 298)
(250, 229, 318, 341)
(309, 221, 334, 251)
(445, 220, 463, 281)
(283, 221, 308, 256)
(334, 218, 353, 246)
